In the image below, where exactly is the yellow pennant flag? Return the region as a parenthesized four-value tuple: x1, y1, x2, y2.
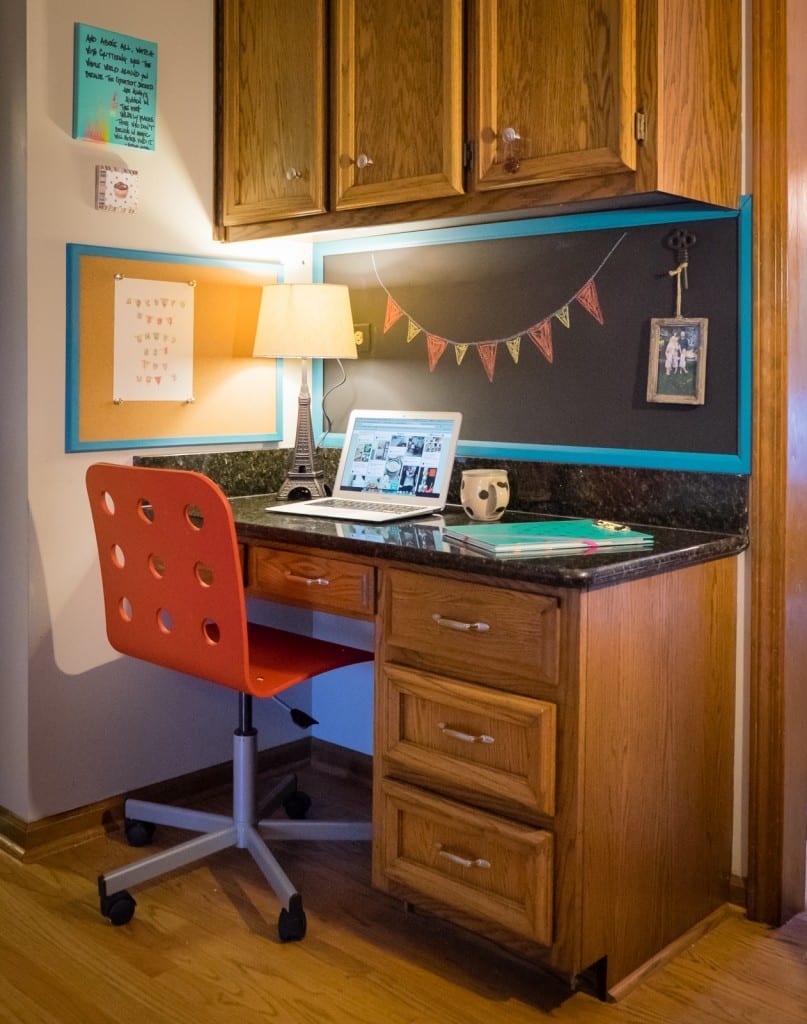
(555, 305, 571, 328)
(406, 319, 422, 343)
(454, 343, 468, 365)
(506, 337, 521, 363)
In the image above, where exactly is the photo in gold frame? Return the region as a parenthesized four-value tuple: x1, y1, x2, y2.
(646, 316, 708, 405)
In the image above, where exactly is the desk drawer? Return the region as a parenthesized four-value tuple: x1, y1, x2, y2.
(381, 665, 556, 818)
(381, 568, 560, 693)
(379, 779, 553, 946)
(247, 546, 375, 618)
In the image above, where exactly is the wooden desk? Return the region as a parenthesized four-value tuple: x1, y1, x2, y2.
(232, 497, 744, 997)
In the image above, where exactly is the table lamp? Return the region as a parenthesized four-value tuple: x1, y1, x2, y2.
(253, 283, 358, 500)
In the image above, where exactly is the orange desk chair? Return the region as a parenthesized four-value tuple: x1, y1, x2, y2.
(86, 463, 373, 940)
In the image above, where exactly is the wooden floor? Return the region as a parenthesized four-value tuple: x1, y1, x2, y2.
(1, 767, 806, 1024)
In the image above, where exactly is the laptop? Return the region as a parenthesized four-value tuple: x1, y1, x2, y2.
(265, 409, 462, 523)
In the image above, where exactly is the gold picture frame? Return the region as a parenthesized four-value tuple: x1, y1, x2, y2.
(646, 316, 708, 405)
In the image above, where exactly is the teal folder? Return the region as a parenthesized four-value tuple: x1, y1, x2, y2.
(442, 518, 654, 557)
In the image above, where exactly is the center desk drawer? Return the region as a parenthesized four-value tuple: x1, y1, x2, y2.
(381, 568, 560, 692)
(379, 779, 553, 947)
(381, 665, 556, 818)
(247, 546, 375, 618)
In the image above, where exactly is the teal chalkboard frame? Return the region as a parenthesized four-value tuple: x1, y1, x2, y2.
(312, 197, 752, 474)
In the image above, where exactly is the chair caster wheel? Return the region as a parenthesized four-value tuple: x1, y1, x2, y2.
(100, 886, 137, 926)
(278, 893, 307, 942)
(124, 818, 156, 847)
(283, 791, 311, 820)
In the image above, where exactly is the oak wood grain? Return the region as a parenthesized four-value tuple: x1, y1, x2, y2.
(332, 0, 464, 210)
(218, 0, 327, 225)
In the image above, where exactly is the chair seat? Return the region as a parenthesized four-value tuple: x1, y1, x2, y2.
(246, 622, 372, 699)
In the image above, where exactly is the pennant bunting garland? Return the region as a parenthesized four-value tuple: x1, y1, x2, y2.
(384, 295, 404, 333)
(369, 233, 625, 381)
(576, 279, 604, 324)
(426, 334, 448, 371)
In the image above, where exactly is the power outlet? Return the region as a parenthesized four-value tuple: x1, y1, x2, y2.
(353, 322, 373, 357)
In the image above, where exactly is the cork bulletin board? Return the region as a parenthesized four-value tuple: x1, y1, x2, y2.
(314, 198, 752, 474)
(66, 244, 283, 452)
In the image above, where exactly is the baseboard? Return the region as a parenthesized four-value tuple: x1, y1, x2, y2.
(729, 873, 747, 908)
(607, 903, 745, 1001)
(311, 737, 372, 784)
(0, 737, 313, 863)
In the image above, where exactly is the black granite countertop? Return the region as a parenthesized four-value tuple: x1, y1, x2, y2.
(231, 495, 746, 590)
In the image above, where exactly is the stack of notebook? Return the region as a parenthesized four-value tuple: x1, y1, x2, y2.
(442, 518, 654, 558)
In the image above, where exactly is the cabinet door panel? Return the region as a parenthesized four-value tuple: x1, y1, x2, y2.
(333, 0, 464, 209)
(471, 0, 636, 190)
(219, 0, 326, 224)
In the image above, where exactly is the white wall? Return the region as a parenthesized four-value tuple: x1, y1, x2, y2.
(5, 0, 322, 822)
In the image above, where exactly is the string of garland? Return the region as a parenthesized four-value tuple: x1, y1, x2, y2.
(372, 232, 627, 382)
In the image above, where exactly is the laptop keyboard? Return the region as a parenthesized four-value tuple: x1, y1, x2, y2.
(312, 498, 425, 514)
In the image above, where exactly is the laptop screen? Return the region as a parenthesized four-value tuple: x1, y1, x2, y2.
(335, 412, 461, 501)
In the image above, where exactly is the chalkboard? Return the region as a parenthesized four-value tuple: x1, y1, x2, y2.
(314, 200, 751, 474)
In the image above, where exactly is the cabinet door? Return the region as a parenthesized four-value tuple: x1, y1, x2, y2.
(332, 0, 464, 210)
(469, 0, 637, 191)
(218, 0, 326, 225)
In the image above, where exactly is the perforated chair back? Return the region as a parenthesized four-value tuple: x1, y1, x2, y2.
(86, 463, 254, 694)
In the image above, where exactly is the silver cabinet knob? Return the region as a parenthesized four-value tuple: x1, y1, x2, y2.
(355, 153, 374, 170)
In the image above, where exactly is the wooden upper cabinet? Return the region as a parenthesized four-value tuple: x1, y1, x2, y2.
(215, 0, 740, 240)
(469, 0, 637, 191)
(331, 0, 464, 210)
(218, 0, 326, 225)
(635, 0, 741, 209)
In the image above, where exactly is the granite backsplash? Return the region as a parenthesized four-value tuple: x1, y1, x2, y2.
(135, 448, 748, 536)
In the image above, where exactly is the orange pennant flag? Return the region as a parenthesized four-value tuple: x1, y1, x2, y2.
(384, 295, 404, 332)
(576, 279, 604, 324)
(527, 321, 554, 363)
(426, 334, 448, 371)
(477, 342, 498, 382)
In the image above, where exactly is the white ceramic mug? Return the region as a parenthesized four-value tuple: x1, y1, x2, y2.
(461, 468, 510, 522)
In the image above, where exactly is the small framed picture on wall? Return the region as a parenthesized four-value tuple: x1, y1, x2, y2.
(646, 316, 708, 405)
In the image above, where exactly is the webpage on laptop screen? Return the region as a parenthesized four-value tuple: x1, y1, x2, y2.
(338, 416, 453, 498)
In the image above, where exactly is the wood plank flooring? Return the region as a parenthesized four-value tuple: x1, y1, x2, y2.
(1, 766, 805, 1024)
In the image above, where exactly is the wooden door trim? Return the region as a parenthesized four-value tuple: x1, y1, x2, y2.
(748, 0, 807, 924)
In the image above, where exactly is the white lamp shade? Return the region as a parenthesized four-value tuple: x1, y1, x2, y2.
(252, 283, 358, 360)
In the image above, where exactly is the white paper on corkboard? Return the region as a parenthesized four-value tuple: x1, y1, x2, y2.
(113, 276, 194, 401)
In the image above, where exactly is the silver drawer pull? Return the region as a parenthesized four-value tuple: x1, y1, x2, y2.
(436, 844, 491, 870)
(284, 571, 330, 587)
(437, 722, 495, 745)
(431, 613, 490, 633)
